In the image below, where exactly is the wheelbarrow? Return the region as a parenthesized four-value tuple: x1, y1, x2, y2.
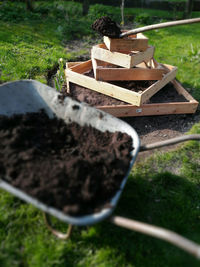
(0, 80, 200, 258)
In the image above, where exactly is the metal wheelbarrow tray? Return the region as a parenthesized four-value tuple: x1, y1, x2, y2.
(0, 80, 140, 226)
(1, 80, 200, 258)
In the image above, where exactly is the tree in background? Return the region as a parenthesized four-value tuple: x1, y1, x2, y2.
(185, 0, 194, 18)
(121, 0, 125, 26)
(26, 0, 34, 11)
(82, 0, 89, 16)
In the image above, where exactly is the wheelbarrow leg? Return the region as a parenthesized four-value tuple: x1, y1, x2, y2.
(43, 213, 73, 240)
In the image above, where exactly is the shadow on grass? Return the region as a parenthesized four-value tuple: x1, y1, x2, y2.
(76, 172, 200, 266)
(1, 171, 200, 266)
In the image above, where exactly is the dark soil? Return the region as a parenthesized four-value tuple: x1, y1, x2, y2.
(92, 16, 122, 38)
(84, 69, 156, 93)
(0, 110, 133, 216)
(62, 78, 188, 107)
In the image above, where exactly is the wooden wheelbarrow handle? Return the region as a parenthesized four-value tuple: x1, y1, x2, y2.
(140, 134, 200, 152)
(109, 216, 200, 259)
(43, 213, 73, 240)
(120, 17, 200, 37)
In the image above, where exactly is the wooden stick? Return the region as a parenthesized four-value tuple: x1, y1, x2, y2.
(109, 216, 200, 259)
(140, 134, 200, 151)
(120, 17, 200, 37)
(44, 213, 73, 240)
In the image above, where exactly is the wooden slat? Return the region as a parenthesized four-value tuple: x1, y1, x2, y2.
(66, 62, 83, 69)
(97, 102, 198, 117)
(95, 67, 166, 81)
(141, 66, 177, 103)
(131, 46, 155, 65)
(65, 68, 142, 106)
(91, 44, 155, 68)
(103, 34, 148, 52)
(66, 77, 70, 93)
(91, 57, 97, 79)
(91, 44, 132, 68)
(67, 60, 92, 74)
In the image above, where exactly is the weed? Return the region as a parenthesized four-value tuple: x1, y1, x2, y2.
(54, 58, 65, 91)
(188, 44, 200, 63)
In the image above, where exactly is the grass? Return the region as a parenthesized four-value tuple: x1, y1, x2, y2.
(0, 21, 66, 84)
(0, 1, 200, 266)
(144, 23, 200, 99)
(0, 1, 93, 84)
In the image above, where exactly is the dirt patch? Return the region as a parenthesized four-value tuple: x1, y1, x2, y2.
(0, 110, 133, 216)
(92, 16, 122, 38)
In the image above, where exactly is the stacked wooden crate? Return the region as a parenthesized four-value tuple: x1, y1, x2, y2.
(65, 33, 198, 117)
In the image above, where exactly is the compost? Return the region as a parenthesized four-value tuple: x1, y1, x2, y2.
(0, 110, 133, 216)
(92, 16, 122, 38)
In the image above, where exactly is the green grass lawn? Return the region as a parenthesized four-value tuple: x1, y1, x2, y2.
(0, 1, 200, 266)
(145, 24, 200, 99)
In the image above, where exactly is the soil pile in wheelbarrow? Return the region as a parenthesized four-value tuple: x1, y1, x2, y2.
(0, 110, 133, 216)
(92, 16, 122, 38)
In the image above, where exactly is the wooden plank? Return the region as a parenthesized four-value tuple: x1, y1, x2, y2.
(95, 67, 166, 81)
(67, 60, 92, 74)
(66, 62, 83, 69)
(141, 66, 177, 103)
(131, 46, 155, 65)
(91, 44, 132, 68)
(65, 68, 142, 106)
(91, 57, 98, 79)
(103, 33, 148, 52)
(92, 44, 155, 68)
(66, 77, 70, 93)
(96, 80, 198, 117)
(92, 58, 118, 79)
(97, 102, 198, 117)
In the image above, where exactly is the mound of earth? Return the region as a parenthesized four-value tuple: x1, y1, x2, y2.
(0, 110, 133, 216)
(92, 16, 122, 38)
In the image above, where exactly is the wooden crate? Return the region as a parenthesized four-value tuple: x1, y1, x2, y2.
(65, 60, 177, 107)
(92, 58, 167, 81)
(91, 44, 155, 68)
(96, 80, 199, 117)
(103, 32, 148, 52)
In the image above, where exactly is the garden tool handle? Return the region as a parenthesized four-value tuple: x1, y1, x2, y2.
(109, 215, 200, 259)
(140, 134, 200, 152)
(120, 17, 200, 37)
